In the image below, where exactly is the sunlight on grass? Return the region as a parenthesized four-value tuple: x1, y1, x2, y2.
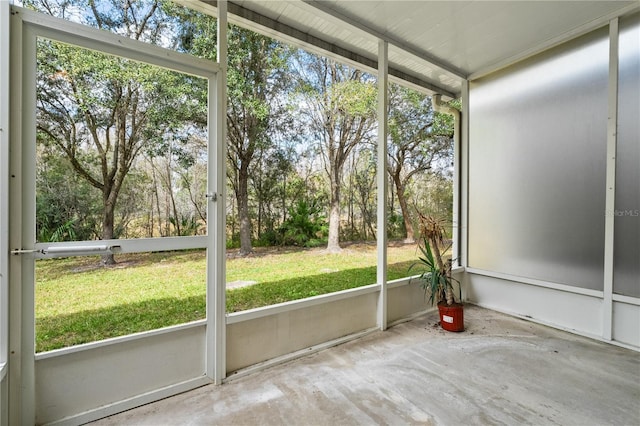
(36, 243, 424, 352)
(226, 242, 418, 284)
(37, 251, 206, 316)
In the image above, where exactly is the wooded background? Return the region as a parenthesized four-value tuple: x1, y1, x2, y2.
(31, 0, 455, 259)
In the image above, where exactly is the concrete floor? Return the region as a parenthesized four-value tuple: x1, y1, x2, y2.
(90, 306, 640, 425)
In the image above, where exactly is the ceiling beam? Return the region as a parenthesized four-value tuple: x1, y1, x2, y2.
(301, 0, 467, 80)
(184, 0, 458, 98)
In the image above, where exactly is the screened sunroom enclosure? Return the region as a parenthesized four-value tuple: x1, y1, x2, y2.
(1, 1, 639, 425)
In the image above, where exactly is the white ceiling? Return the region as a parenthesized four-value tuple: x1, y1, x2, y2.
(191, 0, 640, 97)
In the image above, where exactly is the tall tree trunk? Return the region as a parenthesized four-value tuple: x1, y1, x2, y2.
(257, 173, 263, 240)
(151, 167, 164, 237)
(327, 176, 342, 252)
(394, 174, 415, 243)
(282, 173, 287, 225)
(348, 155, 356, 240)
(166, 159, 180, 236)
(237, 163, 252, 255)
(230, 196, 237, 242)
(101, 199, 116, 265)
(148, 198, 154, 238)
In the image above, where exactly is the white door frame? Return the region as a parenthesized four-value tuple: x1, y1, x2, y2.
(8, 7, 224, 424)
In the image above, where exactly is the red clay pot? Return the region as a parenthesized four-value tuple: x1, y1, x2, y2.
(438, 302, 464, 332)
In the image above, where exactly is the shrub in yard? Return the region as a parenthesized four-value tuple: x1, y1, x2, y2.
(278, 200, 328, 247)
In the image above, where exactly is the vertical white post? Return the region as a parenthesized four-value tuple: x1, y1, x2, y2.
(0, 2, 10, 425)
(8, 11, 23, 426)
(208, 0, 228, 385)
(20, 22, 36, 426)
(460, 80, 469, 270)
(450, 104, 460, 268)
(603, 18, 619, 341)
(7, 12, 36, 424)
(376, 40, 388, 331)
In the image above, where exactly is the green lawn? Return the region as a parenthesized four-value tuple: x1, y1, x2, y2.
(35, 242, 423, 352)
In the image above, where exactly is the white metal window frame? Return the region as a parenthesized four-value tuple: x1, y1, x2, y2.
(8, 6, 226, 423)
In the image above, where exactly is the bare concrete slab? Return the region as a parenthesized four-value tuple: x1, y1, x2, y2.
(90, 306, 640, 425)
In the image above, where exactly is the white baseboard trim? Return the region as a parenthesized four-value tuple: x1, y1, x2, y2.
(468, 301, 639, 352)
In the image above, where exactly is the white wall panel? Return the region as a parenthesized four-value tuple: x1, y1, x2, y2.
(387, 281, 432, 324)
(468, 28, 609, 290)
(35, 325, 206, 425)
(226, 293, 377, 373)
(465, 273, 604, 339)
(612, 301, 640, 347)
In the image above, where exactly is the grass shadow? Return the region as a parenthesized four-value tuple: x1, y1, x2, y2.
(37, 260, 415, 352)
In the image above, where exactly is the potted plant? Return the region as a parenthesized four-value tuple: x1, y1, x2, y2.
(411, 213, 463, 332)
